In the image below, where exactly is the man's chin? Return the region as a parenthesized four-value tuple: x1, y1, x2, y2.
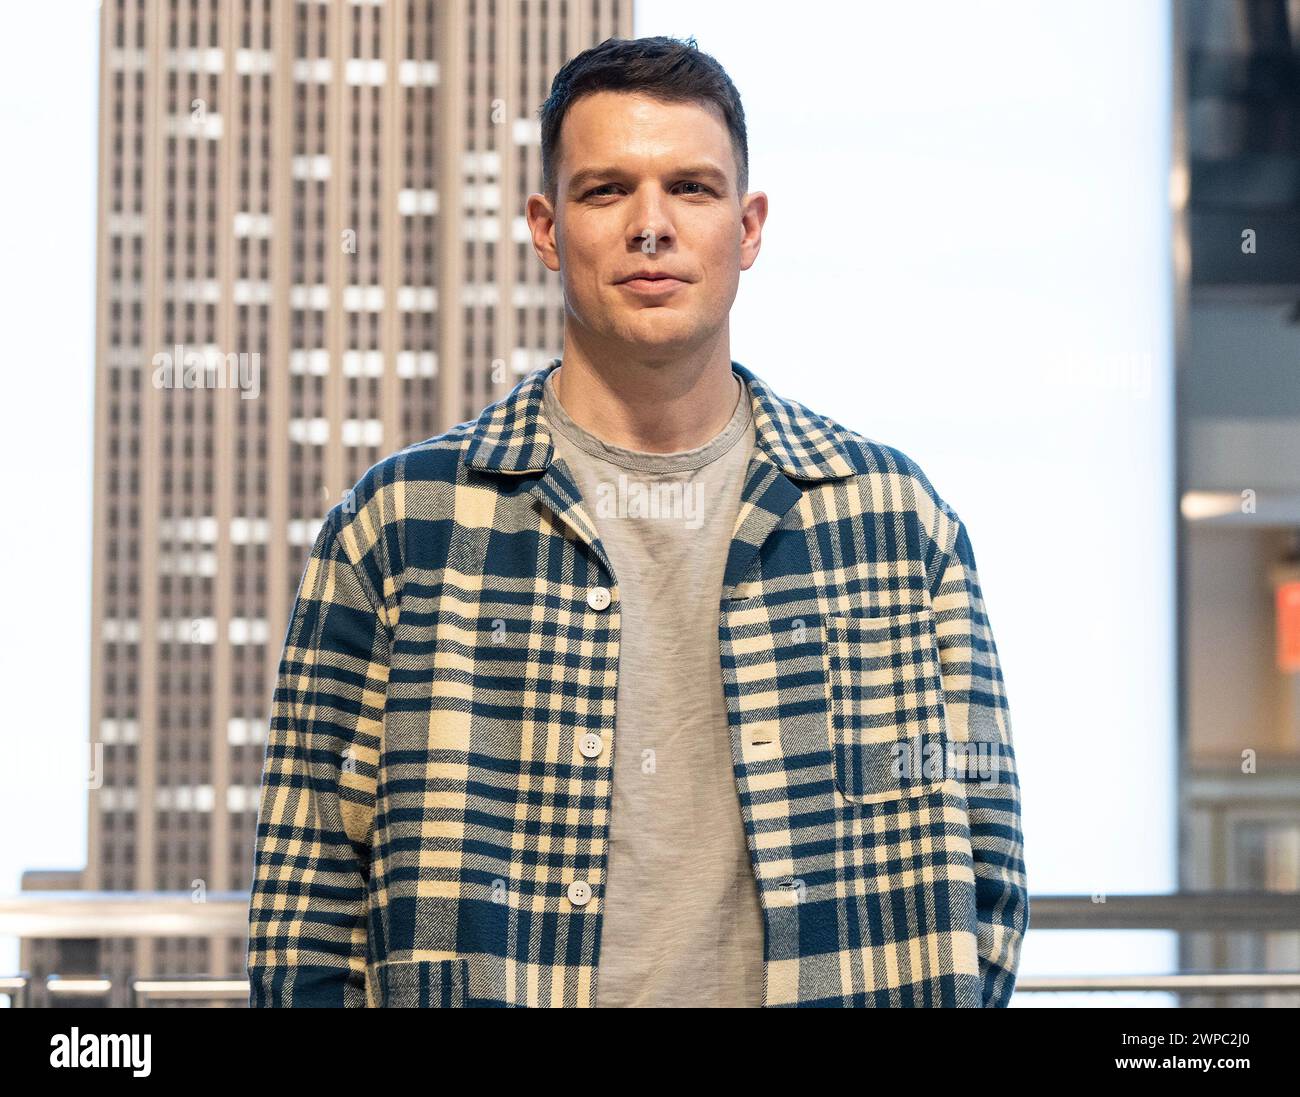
(618, 312, 700, 344)
(615, 332, 700, 360)
(576, 308, 708, 357)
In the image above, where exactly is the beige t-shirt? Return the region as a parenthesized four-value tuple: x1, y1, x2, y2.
(541, 365, 766, 1008)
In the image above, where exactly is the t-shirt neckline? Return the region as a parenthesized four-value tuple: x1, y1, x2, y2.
(542, 366, 752, 474)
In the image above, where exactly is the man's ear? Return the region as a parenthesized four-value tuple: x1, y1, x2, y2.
(527, 192, 561, 274)
(739, 190, 768, 273)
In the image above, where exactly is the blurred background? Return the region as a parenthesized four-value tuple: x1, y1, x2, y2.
(0, 0, 1297, 1008)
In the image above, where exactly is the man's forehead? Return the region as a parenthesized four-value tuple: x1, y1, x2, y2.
(558, 92, 733, 178)
(562, 92, 728, 147)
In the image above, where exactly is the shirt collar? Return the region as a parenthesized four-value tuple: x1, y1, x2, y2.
(464, 357, 856, 482)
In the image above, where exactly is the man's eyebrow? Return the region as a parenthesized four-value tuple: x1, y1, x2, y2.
(566, 164, 730, 194)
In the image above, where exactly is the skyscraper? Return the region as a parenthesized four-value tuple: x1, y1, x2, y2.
(22, 0, 631, 1008)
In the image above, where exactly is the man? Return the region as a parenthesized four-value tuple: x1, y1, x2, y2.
(248, 35, 1028, 1008)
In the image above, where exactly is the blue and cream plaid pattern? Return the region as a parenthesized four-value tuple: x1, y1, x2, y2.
(247, 357, 1028, 1007)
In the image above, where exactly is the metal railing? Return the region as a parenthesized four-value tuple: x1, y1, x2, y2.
(2, 890, 1298, 1005)
(0, 975, 30, 1009)
(1017, 973, 1300, 993)
(131, 979, 249, 1006)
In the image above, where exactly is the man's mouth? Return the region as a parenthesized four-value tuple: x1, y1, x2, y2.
(617, 274, 687, 295)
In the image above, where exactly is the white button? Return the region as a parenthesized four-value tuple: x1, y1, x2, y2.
(578, 732, 603, 759)
(567, 879, 592, 906)
(586, 586, 611, 611)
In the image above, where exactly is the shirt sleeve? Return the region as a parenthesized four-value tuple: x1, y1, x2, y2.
(247, 505, 388, 1007)
(930, 512, 1029, 1007)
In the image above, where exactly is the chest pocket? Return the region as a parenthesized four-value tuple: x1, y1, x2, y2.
(823, 606, 951, 804)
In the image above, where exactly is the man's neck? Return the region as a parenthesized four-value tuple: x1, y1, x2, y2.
(550, 344, 742, 454)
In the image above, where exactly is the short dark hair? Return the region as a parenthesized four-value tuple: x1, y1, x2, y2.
(537, 35, 749, 205)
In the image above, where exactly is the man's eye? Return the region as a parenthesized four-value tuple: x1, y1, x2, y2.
(582, 182, 714, 198)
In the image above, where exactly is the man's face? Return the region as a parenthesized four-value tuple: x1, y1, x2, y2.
(529, 91, 766, 361)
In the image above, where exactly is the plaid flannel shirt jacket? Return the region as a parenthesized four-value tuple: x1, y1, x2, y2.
(247, 358, 1029, 1008)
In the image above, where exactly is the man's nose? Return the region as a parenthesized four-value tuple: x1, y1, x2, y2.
(627, 189, 673, 252)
